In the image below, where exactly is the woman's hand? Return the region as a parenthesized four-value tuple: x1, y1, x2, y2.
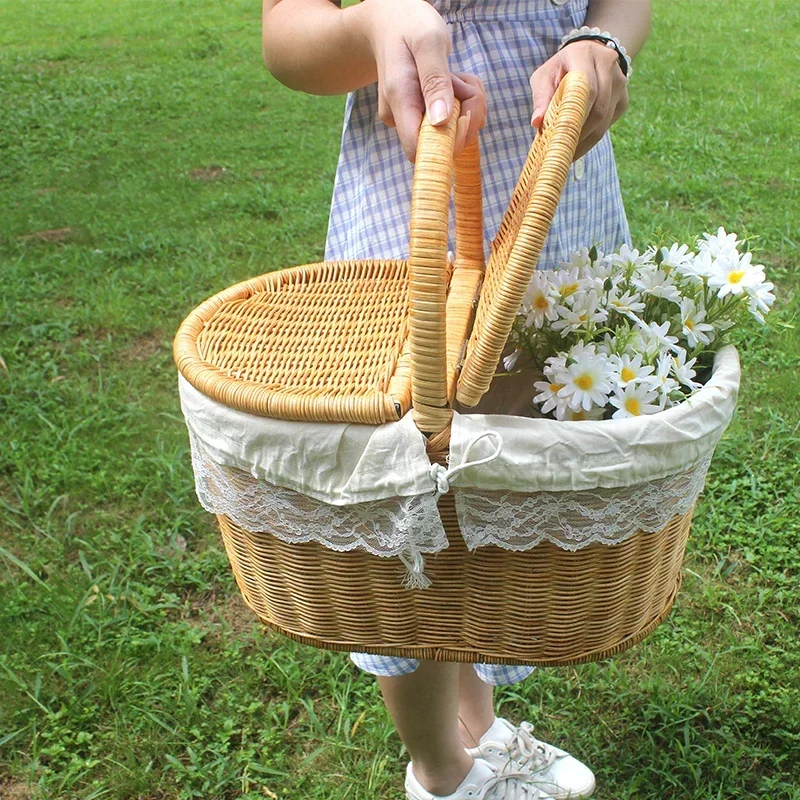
(360, 0, 486, 160)
(530, 40, 629, 160)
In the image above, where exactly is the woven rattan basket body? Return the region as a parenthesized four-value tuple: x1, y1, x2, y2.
(175, 73, 695, 665)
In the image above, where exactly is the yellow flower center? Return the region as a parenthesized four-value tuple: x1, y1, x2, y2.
(561, 282, 580, 297)
(550, 383, 565, 392)
(685, 319, 695, 330)
(571, 409, 587, 421)
(624, 397, 641, 415)
(620, 366, 636, 383)
(728, 270, 745, 284)
(575, 374, 594, 391)
(534, 294, 550, 310)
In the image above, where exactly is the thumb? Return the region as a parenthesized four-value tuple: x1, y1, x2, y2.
(413, 34, 454, 125)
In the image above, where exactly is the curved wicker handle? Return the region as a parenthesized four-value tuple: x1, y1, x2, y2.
(408, 103, 483, 435)
(456, 72, 590, 407)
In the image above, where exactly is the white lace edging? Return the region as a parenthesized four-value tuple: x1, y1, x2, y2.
(188, 430, 447, 587)
(453, 454, 712, 552)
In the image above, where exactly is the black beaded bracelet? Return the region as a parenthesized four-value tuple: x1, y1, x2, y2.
(558, 28, 632, 79)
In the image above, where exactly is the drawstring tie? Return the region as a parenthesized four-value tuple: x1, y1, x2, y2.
(401, 430, 504, 590)
(430, 430, 504, 499)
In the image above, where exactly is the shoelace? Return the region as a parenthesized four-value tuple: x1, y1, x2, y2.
(481, 771, 545, 800)
(504, 722, 558, 775)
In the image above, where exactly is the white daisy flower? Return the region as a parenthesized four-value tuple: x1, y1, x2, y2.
(637, 320, 680, 353)
(564, 341, 597, 360)
(610, 352, 654, 388)
(533, 378, 570, 419)
(557, 350, 614, 411)
(747, 280, 776, 323)
(607, 287, 646, 317)
(543, 353, 570, 378)
(698, 227, 740, 259)
(659, 243, 694, 272)
(609, 243, 653, 270)
(620, 330, 648, 358)
(708, 251, 767, 299)
(503, 349, 523, 371)
(609, 383, 662, 419)
(597, 333, 617, 356)
(676, 250, 716, 285)
(632, 268, 682, 304)
(671, 348, 702, 390)
(549, 267, 584, 303)
(678, 297, 715, 348)
(522, 272, 559, 329)
(644, 352, 681, 404)
(552, 290, 608, 335)
(559, 247, 594, 272)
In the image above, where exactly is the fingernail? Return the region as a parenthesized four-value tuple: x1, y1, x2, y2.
(429, 99, 448, 125)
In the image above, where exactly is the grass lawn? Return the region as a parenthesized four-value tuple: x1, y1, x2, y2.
(1, 0, 798, 797)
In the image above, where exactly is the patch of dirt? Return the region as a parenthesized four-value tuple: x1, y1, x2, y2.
(17, 227, 73, 244)
(119, 333, 162, 363)
(251, 170, 266, 179)
(0, 778, 35, 799)
(98, 37, 123, 48)
(188, 165, 229, 181)
(188, 589, 259, 639)
(33, 187, 56, 196)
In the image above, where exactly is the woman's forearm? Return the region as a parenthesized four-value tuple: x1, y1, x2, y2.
(262, 0, 377, 95)
(584, 0, 652, 59)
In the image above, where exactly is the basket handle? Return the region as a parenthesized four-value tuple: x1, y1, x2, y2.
(456, 72, 590, 407)
(407, 102, 484, 436)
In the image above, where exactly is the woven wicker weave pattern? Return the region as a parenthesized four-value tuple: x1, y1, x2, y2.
(175, 261, 412, 424)
(217, 501, 693, 666)
(174, 78, 589, 427)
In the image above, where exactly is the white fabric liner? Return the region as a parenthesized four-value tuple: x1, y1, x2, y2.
(449, 346, 739, 492)
(180, 347, 739, 501)
(181, 347, 739, 580)
(179, 375, 435, 505)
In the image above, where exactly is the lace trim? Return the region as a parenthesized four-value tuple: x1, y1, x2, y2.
(454, 454, 712, 552)
(188, 430, 448, 586)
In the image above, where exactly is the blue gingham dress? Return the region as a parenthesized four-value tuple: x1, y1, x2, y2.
(325, 0, 631, 685)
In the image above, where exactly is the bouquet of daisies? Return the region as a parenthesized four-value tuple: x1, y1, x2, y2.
(506, 228, 775, 421)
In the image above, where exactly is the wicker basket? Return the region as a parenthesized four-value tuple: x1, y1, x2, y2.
(175, 72, 696, 665)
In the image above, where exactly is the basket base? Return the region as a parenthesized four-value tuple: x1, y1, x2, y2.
(216, 495, 693, 667)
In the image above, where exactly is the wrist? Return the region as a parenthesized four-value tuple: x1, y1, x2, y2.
(559, 26, 632, 78)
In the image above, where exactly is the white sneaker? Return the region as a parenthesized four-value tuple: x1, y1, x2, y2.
(465, 719, 595, 800)
(405, 757, 554, 800)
